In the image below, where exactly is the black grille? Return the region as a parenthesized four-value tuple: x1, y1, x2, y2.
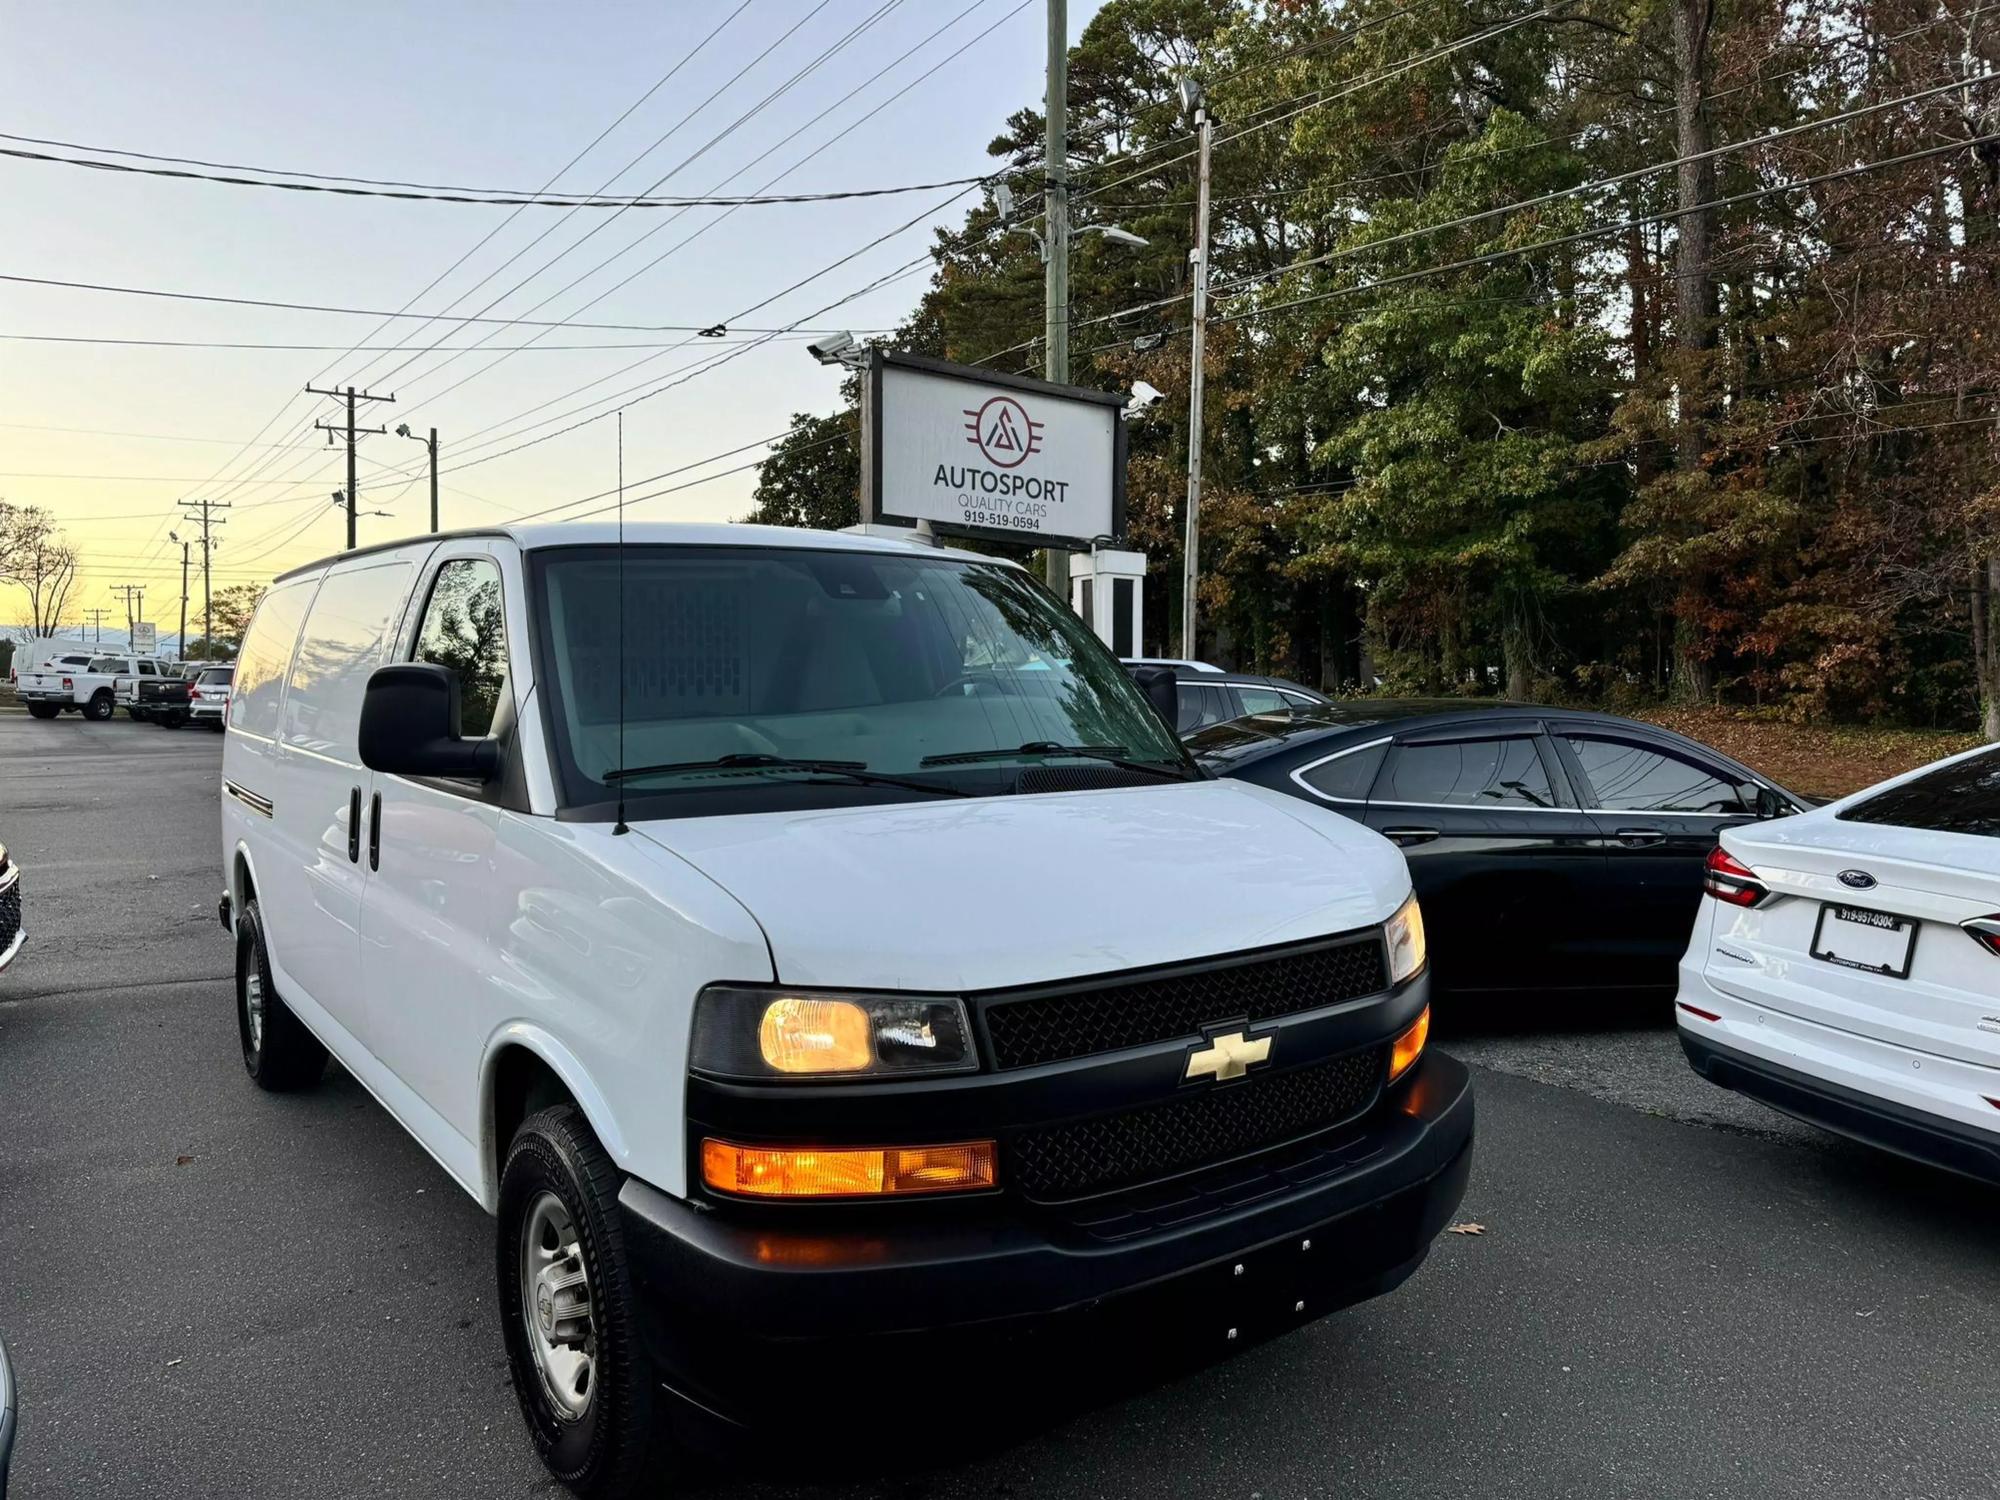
(982, 935, 1387, 1070)
(0, 876, 20, 951)
(1009, 1048, 1385, 1201)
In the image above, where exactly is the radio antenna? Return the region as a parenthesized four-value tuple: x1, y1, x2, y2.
(612, 408, 629, 836)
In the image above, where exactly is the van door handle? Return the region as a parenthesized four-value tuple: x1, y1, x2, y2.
(1381, 826, 1440, 847)
(347, 788, 362, 863)
(369, 792, 381, 871)
(1616, 828, 1665, 848)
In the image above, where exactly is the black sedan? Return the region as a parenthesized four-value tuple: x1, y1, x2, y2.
(1190, 701, 1808, 997)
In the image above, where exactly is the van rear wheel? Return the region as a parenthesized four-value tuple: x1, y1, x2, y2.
(235, 900, 326, 1090)
(498, 1106, 673, 1498)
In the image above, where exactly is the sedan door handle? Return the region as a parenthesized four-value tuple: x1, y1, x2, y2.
(1615, 828, 1665, 848)
(1381, 826, 1440, 847)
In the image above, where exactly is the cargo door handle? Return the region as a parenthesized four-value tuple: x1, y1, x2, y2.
(1616, 828, 1665, 848)
(1382, 826, 1439, 847)
(347, 788, 362, 863)
(368, 792, 381, 871)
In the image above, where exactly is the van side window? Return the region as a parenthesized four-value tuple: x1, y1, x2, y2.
(283, 560, 416, 760)
(414, 559, 509, 738)
(233, 578, 319, 739)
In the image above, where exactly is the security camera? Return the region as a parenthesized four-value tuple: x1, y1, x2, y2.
(1126, 380, 1165, 415)
(395, 422, 411, 438)
(807, 331, 856, 365)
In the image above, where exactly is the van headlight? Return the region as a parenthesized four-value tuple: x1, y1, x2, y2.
(690, 985, 978, 1080)
(1384, 893, 1427, 985)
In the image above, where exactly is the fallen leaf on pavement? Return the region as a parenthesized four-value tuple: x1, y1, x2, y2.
(1446, 1222, 1486, 1236)
(174, 1155, 195, 1167)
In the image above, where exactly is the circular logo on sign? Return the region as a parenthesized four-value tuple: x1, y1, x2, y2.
(963, 395, 1042, 469)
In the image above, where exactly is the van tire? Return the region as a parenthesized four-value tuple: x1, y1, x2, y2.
(26, 703, 58, 719)
(85, 691, 115, 721)
(235, 900, 326, 1091)
(498, 1106, 671, 1498)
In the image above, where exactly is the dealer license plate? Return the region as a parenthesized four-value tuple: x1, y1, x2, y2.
(1810, 904, 1917, 979)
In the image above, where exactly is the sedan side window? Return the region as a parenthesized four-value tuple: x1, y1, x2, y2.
(414, 558, 509, 739)
(1566, 736, 1753, 814)
(1297, 741, 1388, 802)
(1175, 683, 1233, 733)
(1236, 686, 1289, 716)
(1378, 737, 1556, 808)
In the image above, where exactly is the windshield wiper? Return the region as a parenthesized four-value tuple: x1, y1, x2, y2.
(603, 753, 967, 797)
(919, 742, 1190, 779)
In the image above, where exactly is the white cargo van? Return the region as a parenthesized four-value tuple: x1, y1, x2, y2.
(218, 523, 1469, 1497)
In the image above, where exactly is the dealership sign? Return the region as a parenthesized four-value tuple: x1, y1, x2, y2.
(863, 351, 1125, 549)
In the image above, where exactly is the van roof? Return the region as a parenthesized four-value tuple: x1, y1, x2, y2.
(270, 522, 980, 584)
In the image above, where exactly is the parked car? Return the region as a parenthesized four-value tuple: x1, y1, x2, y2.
(7, 646, 94, 687)
(220, 523, 1470, 1495)
(1158, 668, 1331, 734)
(187, 664, 234, 729)
(0, 1329, 14, 1499)
(134, 664, 202, 727)
(16, 653, 172, 720)
(1190, 699, 1808, 997)
(0, 839, 21, 976)
(1678, 743, 2000, 1183)
(117, 657, 186, 720)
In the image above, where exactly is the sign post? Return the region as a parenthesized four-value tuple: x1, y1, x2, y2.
(861, 351, 1124, 552)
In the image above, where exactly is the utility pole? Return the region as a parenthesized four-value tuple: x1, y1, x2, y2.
(113, 584, 145, 643)
(1043, 0, 1071, 600)
(308, 384, 394, 550)
(170, 535, 190, 661)
(1179, 83, 1214, 660)
(181, 498, 230, 653)
(83, 607, 108, 644)
(396, 423, 440, 532)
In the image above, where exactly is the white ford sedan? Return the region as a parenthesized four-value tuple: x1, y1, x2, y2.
(1677, 743, 2000, 1181)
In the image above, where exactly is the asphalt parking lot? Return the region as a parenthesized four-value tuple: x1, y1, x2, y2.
(2, 705, 1996, 1499)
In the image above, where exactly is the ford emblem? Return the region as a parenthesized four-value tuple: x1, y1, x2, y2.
(1837, 869, 1877, 890)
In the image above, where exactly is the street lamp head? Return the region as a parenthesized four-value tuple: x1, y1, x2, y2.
(395, 422, 412, 439)
(993, 182, 1016, 219)
(1178, 76, 1204, 117)
(1094, 225, 1149, 249)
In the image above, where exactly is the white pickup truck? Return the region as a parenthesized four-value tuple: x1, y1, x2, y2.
(16, 653, 173, 720)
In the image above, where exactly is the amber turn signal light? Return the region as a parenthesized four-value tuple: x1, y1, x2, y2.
(1389, 1005, 1430, 1083)
(701, 1138, 998, 1198)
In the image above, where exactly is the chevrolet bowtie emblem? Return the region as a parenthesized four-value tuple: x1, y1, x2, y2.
(1184, 1030, 1272, 1084)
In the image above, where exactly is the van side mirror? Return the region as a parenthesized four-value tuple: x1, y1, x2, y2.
(358, 663, 499, 780)
(1754, 785, 1789, 819)
(1128, 664, 1179, 731)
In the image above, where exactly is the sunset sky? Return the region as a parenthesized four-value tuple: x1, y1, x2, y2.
(2, 0, 1099, 644)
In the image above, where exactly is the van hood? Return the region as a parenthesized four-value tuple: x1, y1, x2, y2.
(633, 779, 1410, 992)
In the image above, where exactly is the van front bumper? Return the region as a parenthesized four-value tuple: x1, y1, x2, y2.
(616, 1050, 1473, 1438)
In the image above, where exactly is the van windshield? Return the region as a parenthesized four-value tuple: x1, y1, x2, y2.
(531, 544, 1192, 813)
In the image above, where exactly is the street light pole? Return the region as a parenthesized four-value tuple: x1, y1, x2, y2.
(1179, 89, 1214, 660)
(397, 423, 440, 532)
(1043, 0, 1070, 599)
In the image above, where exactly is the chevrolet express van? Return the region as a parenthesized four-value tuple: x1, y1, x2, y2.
(218, 523, 1471, 1497)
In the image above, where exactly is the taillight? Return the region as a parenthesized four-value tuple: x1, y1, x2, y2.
(1703, 846, 1769, 907)
(188, 687, 201, 700)
(1962, 917, 2000, 957)
(62, 676, 73, 689)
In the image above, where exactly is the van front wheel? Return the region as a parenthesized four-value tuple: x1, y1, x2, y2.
(499, 1106, 672, 1498)
(235, 900, 326, 1090)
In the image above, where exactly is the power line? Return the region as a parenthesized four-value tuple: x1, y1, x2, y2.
(0, 331, 855, 352)
(0, 142, 997, 207)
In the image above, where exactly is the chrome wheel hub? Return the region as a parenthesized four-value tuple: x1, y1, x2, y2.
(244, 968, 265, 1056)
(520, 1192, 595, 1421)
